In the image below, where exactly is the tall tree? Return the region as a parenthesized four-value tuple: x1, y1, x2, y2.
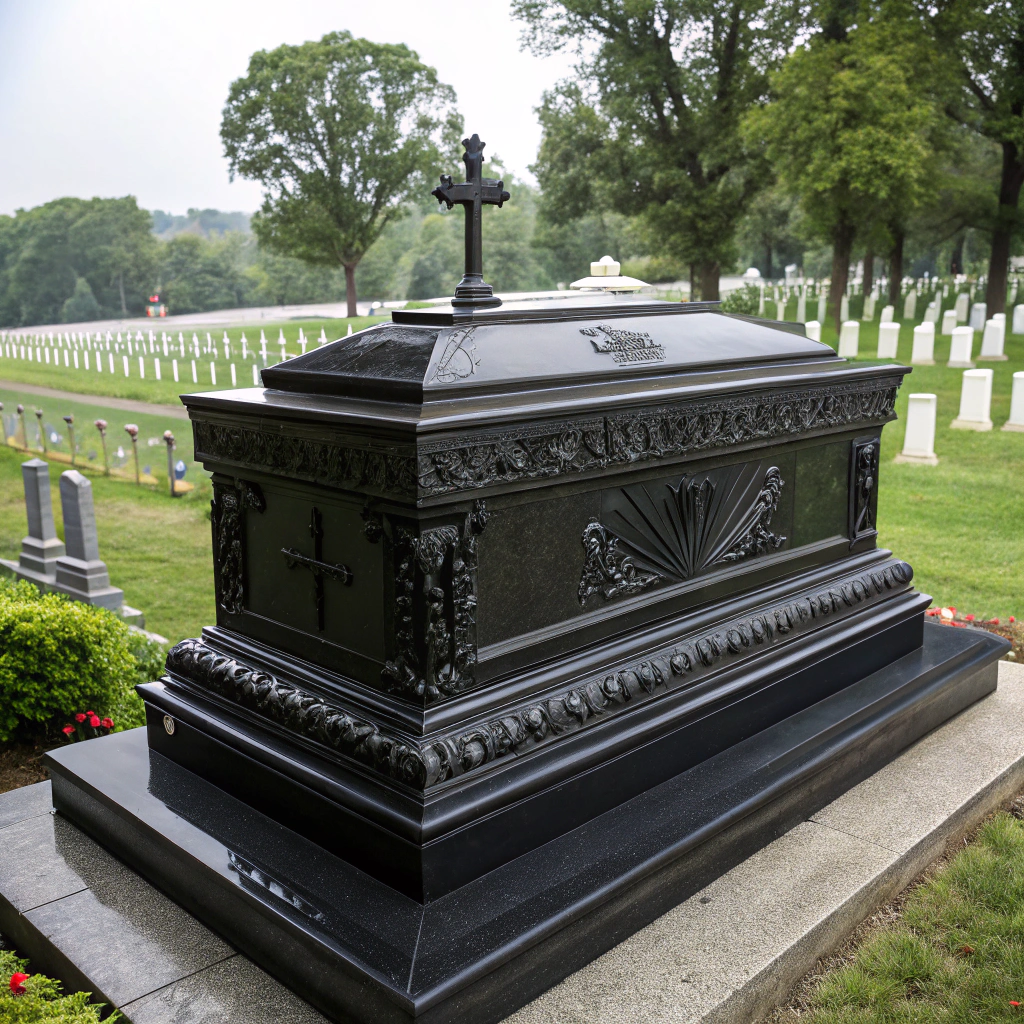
(926, 0, 1024, 315)
(221, 31, 461, 317)
(514, 0, 801, 300)
(750, 17, 940, 331)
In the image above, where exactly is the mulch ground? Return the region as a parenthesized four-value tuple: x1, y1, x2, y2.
(0, 741, 52, 795)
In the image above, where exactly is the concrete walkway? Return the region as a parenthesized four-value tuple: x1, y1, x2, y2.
(0, 380, 189, 419)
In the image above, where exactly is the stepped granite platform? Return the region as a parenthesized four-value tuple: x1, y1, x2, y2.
(0, 653, 1020, 1024)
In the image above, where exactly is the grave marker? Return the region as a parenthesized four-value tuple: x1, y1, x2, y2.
(0, 459, 66, 583)
(838, 320, 859, 357)
(895, 394, 938, 465)
(877, 322, 900, 359)
(969, 302, 987, 331)
(1002, 372, 1024, 432)
(979, 319, 1007, 361)
(951, 369, 993, 430)
(1012, 304, 1024, 335)
(954, 292, 969, 322)
(948, 326, 975, 367)
(911, 323, 935, 365)
(880, 305, 894, 323)
(52, 470, 124, 611)
(903, 291, 917, 320)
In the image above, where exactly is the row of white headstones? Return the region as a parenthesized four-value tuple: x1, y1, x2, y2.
(0, 324, 349, 386)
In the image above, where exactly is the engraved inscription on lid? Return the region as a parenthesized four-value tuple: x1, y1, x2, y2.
(580, 324, 666, 364)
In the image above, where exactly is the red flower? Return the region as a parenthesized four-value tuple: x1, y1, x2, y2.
(75, 713, 87, 723)
(85, 710, 96, 717)
(62, 724, 75, 735)
(965, 614, 975, 622)
(88, 715, 101, 728)
(1011, 1001, 1020, 1008)
(9, 972, 29, 995)
(101, 717, 114, 729)
(1011, 617, 1016, 624)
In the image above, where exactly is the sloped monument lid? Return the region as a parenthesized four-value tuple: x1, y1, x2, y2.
(257, 133, 844, 405)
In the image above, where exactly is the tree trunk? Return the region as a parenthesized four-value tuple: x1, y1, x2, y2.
(689, 264, 697, 302)
(888, 230, 904, 308)
(344, 263, 358, 319)
(765, 241, 773, 283)
(985, 141, 1024, 316)
(863, 247, 874, 297)
(830, 220, 856, 335)
(699, 262, 720, 302)
(118, 271, 127, 316)
(950, 233, 964, 276)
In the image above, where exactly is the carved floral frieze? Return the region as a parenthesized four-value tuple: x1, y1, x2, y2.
(165, 559, 912, 792)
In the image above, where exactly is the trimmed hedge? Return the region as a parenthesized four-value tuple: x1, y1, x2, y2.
(0, 579, 156, 741)
(0, 949, 112, 1022)
(720, 282, 762, 316)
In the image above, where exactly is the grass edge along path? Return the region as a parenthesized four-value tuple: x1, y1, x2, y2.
(766, 798, 1024, 1023)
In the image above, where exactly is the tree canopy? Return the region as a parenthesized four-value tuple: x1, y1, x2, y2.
(516, 0, 803, 299)
(221, 30, 462, 316)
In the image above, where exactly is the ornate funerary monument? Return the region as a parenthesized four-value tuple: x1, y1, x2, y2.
(49, 138, 1006, 1024)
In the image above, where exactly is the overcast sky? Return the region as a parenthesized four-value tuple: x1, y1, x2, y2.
(0, 0, 576, 217)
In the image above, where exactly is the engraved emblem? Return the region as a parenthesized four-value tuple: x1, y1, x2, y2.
(580, 324, 666, 364)
(431, 326, 480, 383)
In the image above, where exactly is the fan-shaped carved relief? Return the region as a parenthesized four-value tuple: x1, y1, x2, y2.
(579, 462, 786, 605)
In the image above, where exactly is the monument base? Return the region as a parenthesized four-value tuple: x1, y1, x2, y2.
(46, 623, 1006, 1024)
(951, 418, 993, 431)
(1002, 422, 1024, 433)
(894, 452, 939, 465)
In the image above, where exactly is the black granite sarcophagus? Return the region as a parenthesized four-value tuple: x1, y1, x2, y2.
(48, 139, 1007, 1024)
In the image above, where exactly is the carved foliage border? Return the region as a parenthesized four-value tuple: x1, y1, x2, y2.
(417, 379, 900, 496)
(166, 560, 912, 792)
(191, 380, 898, 501)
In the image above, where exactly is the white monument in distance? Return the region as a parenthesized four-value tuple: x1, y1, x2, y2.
(895, 394, 938, 465)
(951, 369, 994, 431)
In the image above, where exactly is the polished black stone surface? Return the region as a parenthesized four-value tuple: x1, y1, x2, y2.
(47, 622, 1006, 1024)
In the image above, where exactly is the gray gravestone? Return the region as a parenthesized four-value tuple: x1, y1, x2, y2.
(0, 459, 66, 583)
(52, 470, 124, 611)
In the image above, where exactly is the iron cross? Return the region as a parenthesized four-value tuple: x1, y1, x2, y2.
(281, 507, 352, 632)
(432, 134, 510, 309)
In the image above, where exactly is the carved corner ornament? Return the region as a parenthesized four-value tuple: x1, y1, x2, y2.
(211, 479, 265, 616)
(849, 437, 880, 548)
(579, 463, 786, 606)
(381, 500, 489, 702)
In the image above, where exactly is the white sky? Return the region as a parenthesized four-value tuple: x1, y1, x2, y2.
(0, 0, 576, 217)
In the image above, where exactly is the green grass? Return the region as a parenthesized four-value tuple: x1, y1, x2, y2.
(800, 812, 1024, 1022)
(0, 434, 213, 644)
(813, 311, 1023, 620)
(0, 316, 386, 406)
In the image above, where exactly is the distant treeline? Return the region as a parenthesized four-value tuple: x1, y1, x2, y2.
(0, 178, 692, 326)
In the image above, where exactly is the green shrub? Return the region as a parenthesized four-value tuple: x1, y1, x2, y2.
(0, 949, 112, 1022)
(0, 579, 154, 740)
(720, 283, 762, 316)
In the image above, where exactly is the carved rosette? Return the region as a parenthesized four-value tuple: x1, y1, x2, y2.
(381, 500, 489, 701)
(211, 479, 265, 616)
(164, 561, 912, 793)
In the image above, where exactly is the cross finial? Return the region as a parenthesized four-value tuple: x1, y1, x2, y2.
(432, 134, 510, 309)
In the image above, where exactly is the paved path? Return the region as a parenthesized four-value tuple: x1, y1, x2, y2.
(0, 380, 189, 419)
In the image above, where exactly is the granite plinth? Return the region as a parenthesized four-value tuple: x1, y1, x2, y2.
(42, 621, 1006, 1024)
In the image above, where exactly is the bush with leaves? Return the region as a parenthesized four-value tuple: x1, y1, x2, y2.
(0, 579, 152, 741)
(720, 283, 763, 317)
(0, 949, 112, 1022)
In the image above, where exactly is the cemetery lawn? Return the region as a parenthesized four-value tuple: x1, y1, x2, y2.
(788, 810, 1024, 1022)
(0, 438, 213, 644)
(0, 315, 385, 405)
(816, 315, 1024, 621)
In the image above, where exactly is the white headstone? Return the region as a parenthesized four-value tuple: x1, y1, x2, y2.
(969, 302, 987, 331)
(880, 305, 894, 323)
(903, 291, 917, 320)
(796, 294, 806, 323)
(948, 326, 975, 367)
(862, 294, 876, 321)
(758, 284, 766, 316)
(923, 300, 939, 324)
(840, 294, 849, 323)
(804, 320, 821, 342)
(1003, 372, 1024, 432)
(776, 299, 785, 321)
(816, 293, 826, 323)
(897, 394, 938, 465)
(911, 323, 935, 365)
(838, 320, 859, 358)
(954, 292, 970, 322)
(1013, 305, 1024, 335)
(941, 309, 958, 336)
(951, 369, 993, 430)
(979, 319, 1006, 360)
(877, 322, 900, 359)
